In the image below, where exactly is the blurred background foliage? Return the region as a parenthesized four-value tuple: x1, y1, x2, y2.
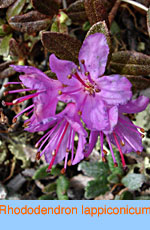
(1, 0, 150, 200)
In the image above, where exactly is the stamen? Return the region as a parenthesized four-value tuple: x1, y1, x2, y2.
(73, 72, 89, 88)
(47, 122, 69, 172)
(5, 88, 35, 95)
(12, 90, 45, 104)
(36, 151, 41, 160)
(81, 59, 85, 64)
(58, 90, 62, 95)
(12, 104, 34, 122)
(61, 168, 66, 174)
(78, 111, 82, 116)
(113, 133, 126, 169)
(136, 151, 141, 155)
(23, 120, 31, 127)
(67, 74, 72, 79)
(100, 131, 105, 159)
(4, 82, 23, 87)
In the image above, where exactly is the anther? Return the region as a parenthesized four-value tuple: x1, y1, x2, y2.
(67, 74, 72, 79)
(12, 117, 17, 123)
(4, 84, 9, 88)
(141, 134, 145, 138)
(78, 66, 81, 71)
(140, 128, 145, 133)
(103, 149, 108, 155)
(3, 91, 9, 96)
(136, 151, 141, 155)
(78, 111, 82, 116)
(23, 121, 31, 127)
(36, 151, 41, 160)
(85, 72, 89, 76)
(58, 90, 62, 95)
(61, 168, 66, 174)
(52, 150, 56, 156)
(95, 88, 100, 93)
(67, 159, 72, 166)
(121, 141, 125, 146)
(81, 59, 85, 64)
(35, 143, 40, 148)
(102, 156, 107, 163)
(66, 148, 70, 153)
(114, 162, 118, 167)
(46, 168, 51, 173)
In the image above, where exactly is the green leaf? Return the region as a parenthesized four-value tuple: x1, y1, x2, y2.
(32, 165, 49, 180)
(85, 178, 109, 199)
(0, 33, 12, 57)
(67, 0, 87, 24)
(121, 173, 146, 191)
(107, 150, 124, 176)
(78, 161, 109, 178)
(6, 0, 26, 21)
(56, 176, 69, 200)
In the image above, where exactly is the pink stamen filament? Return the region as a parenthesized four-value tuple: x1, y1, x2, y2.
(100, 131, 104, 158)
(13, 104, 34, 120)
(47, 122, 69, 171)
(26, 108, 34, 116)
(71, 131, 75, 163)
(113, 133, 126, 168)
(73, 72, 90, 88)
(61, 88, 82, 95)
(38, 120, 62, 151)
(64, 128, 72, 169)
(13, 90, 45, 104)
(81, 62, 94, 84)
(6, 88, 36, 94)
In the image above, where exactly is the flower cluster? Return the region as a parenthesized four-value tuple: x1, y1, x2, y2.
(4, 33, 149, 172)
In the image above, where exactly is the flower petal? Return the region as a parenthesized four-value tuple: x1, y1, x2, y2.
(78, 33, 109, 79)
(119, 96, 149, 114)
(49, 54, 79, 86)
(96, 75, 132, 105)
(103, 106, 118, 135)
(84, 131, 99, 158)
(82, 94, 109, 131)
(72, 134, 86, 165)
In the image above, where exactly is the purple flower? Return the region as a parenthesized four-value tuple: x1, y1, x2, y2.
(34, 103, 87, 172)
(4, 65, 62, 132)
(49, 33, 132, 131)
(84, 96, 149, 168)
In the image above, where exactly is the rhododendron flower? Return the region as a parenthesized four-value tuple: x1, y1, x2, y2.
(50, 33, 132, 131)
(4, 65, 62, 132)
(34, 103, 87, 172)
(84, 96, 149, 168)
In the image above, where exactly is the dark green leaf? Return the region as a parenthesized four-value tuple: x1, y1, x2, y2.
(85, 178, 109, 199)
(67, 0, 87, 24)
(43, 183, 57, 193)
(41, 32, 81, 63)
(115, 191, 133, 200)
(38, 194, 55, 200)
(56, 176, 69, 200)
(32, 165, 49, 180)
